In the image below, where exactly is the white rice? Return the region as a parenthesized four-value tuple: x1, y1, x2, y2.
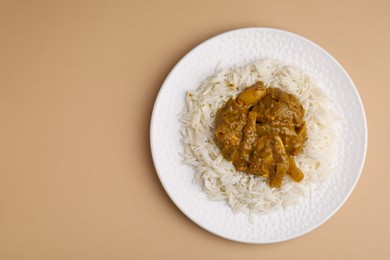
(180, 58, 337, 217)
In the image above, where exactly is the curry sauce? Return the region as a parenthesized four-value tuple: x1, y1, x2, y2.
(214, 81, 307, 188)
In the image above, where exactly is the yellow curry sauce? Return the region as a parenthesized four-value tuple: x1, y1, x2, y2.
(214, 81, 307, 188)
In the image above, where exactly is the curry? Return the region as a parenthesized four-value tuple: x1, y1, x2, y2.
(214, 81, 307, 188)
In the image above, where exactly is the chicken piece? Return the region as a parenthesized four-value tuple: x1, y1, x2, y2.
(246, 136, 273, 177)
(234, 111, 257, 171)
(247, 135, 289, 188)
(254, 87, 304, 125)
(214, 99, 248, 161)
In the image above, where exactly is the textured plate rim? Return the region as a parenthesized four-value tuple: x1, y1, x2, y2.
(150, 27, 368, 244)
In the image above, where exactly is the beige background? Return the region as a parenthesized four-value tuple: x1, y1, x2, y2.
(0, 0, 389, 259)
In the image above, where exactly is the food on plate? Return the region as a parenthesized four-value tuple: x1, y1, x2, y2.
(180, 58, 336, 218)
(214, 82, 306, 188)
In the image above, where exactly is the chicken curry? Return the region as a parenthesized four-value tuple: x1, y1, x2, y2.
(214, 81, 307, 188)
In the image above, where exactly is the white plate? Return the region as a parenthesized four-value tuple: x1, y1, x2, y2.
(150, 28, 367, 243)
